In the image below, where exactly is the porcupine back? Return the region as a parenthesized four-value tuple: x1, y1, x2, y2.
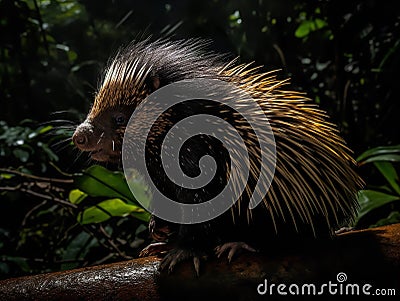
(92, 39, 364, 242)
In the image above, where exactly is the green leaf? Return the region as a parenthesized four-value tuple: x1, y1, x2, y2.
(40, 143, 59, 161)
(378, 38, 400, 70)
(295, 19, 327, 38)
(314, 18, 327, 29)
(374, 162, 400, 195)
(0, 173, 14, 180)
(124, 168, 152, 210)
(67, 50, 78, 62)
(295, 20, 312, 38)
(77, 198, 149, 224)
(28, 132, 38, 139)
(356, 190, 400, 222)
(130, 211, 151, 223)
(370, 211, 400, 228)
(61, 231, 97, 270)
(37, 125, 53, 135)
(359, 154, 400, 166)
(73, 165, 138, 205)
(0, 262, 10, 275)
(2, 256, 30, 272)
(69, 189, 88, 204)
(12, 149, 30, 162)
(357, 145, 400, 162)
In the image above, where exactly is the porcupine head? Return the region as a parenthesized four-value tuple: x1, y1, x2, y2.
(72, 39, 364, 274)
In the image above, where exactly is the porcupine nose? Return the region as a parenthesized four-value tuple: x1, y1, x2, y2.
(72, 121, 94, 150)
(72, 131, 87, 146)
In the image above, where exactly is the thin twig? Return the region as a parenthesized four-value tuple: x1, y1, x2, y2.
(273, 43, 287, 69)
(0, 168, 73, 184)
(21, 200, 48, 227)
(0, 184, 22, 191)
(20, 187, 77, 208)
(99, 225, 131, 259)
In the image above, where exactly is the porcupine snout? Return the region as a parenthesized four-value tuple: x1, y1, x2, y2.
(73, 116, 122, 163)
(72, 120, 96, 151)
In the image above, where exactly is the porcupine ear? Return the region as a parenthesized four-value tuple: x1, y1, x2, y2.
(146, 72, 161, 92)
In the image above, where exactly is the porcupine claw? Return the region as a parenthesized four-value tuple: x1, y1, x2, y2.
(159, 248, 206, 277)
(215, 242, 257, 263)
(139, 242, 171, 257)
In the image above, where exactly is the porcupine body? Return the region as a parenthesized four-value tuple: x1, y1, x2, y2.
(72, 39, 364, 274)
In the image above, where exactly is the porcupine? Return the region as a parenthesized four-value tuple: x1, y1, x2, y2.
(72, 38, 364, 275)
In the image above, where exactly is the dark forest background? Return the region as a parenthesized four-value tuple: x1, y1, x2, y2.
(0, 0, 399, 279)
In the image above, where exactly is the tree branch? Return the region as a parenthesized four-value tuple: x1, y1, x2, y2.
(0, 223, 399, 300)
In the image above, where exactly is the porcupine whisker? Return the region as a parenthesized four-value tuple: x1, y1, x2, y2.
(84, 155, 93, 167)
(49, 125, 76, 130)
(41, 128, 75, 143)
(97, 132, 105, 145)
(50, 110, 80, 117)
(51, 137, 73, 149)
(40, 119, 77, 126)
(71, 149, 87, 166)
(54, 143, 75, 154)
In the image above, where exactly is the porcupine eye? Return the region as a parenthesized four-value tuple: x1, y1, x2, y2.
(114, 113, 126, 126)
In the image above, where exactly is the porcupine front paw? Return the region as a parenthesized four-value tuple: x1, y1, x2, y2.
(139, 242, 172, 257)
(214, 242, 257, 262)
(159, 248, 207, 277)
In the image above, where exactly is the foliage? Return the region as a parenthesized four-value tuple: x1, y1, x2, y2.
(0, 120, 150, 279)
(0, 0, 399, 279)
(356, 146, 400, 228)
(72, 165, 151, 224)
(0, 120, 68, 172)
